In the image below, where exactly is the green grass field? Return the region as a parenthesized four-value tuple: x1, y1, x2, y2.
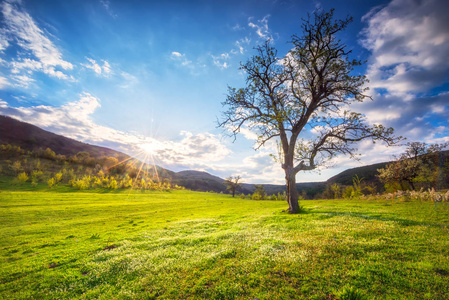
(1, 189, 448, 299)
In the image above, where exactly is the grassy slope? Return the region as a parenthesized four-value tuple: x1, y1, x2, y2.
(0, 189, 448, 299)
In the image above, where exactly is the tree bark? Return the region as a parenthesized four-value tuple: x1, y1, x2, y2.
(285, 168, 299, 213)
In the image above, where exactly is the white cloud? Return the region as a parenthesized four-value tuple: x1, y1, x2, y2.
(357, 0, 449, 156)
(100, 0, 117, 18)
(248, 15, 271, 40)
(211, 53, 230, 70)
(0, 0, 73, 82)
(82, 57, 112, 76)
(170, 51, 192, 67)
(233, 37, 250, 55)
(361, 0, 449, 95)
(0, 95, 233, 173)
(0, 29, 9, 51)
(0, 76, 10, 88)
(10, 74, 35, 88)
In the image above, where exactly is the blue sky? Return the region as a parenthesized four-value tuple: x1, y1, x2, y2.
(0, 0, 448, 184)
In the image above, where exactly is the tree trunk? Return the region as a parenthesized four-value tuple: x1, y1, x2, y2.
(285, 169, 299, 213)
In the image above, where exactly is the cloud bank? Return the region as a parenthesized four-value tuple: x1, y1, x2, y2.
(359, 0, 449, 146)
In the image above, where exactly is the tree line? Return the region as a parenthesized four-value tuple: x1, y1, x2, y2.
(0, 143, 182, 191)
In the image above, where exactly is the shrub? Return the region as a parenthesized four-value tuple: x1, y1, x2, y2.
(17, 172, 29, 183)
(108, 179, 118, 190)
(31, 170, 44, 183)
(71, 176, 92, 190)
(54, 172, 63, 183)
(12, 161, 22, 175)
(47, 178, 56, 188)
(277, 192, 287, 201)
(251, 193, 261, 200)
(343, 186, 354, 199)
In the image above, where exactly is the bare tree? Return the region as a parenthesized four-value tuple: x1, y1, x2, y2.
(224, 175, 242, 197)
(219, 9, 399, 213)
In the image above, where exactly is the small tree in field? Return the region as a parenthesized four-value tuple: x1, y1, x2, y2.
(219, 9, 398, 213)
(224, 175, 242, 197)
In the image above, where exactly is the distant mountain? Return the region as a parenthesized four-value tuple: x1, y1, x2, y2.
(0, 115, 128, 160)
(172, 170, 228, 193)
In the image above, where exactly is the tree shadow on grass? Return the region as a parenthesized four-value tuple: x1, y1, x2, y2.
(312, 211, 449, 228)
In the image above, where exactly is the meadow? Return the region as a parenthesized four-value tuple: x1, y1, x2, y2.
(1, 188, 448, 299)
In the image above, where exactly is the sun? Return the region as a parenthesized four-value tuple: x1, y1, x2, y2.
(139, 142, 156, 155)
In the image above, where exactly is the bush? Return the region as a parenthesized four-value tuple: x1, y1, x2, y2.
(71, 176, 92, 190)
(31, 170, 44, 183)
(17, 172, 29, 183)
(251, 193, 262, 200)
(54, 172, 63, 183)
(343, 186, 354, 199)
(276, 192, 287, 201)
(108, 179, 118, 190)
(47, 178, 56, 188)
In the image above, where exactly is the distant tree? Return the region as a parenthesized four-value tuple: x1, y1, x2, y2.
(219, 9, 398, 213)
(378, 142, 448, 190)
(43, 148, 56, 160)
(252, 184, 267, 200)
(11, 161, 22, 175)
(75, 151, 91, 165)
(16, 172, 29, 183)
(224, 175, 242, 197)
(330, 183, 342, 199)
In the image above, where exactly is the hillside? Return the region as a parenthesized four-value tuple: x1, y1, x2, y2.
(326, 162, 390, 187)
(0, 115, 128, 160)
(6, 114, 447, 195)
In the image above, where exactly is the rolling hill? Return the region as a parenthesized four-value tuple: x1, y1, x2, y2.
(0, 115, 128, 160)
(8, 114, 445, 196)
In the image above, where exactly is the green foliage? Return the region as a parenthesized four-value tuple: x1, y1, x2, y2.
(71, 176, 91, 190)
(330, 183, 342, 199)
(16, 172, 28, 183)
(11, 161, 22, 175)
(0, 143, 180, 192)
(31, 170, 44, 182)
(350, 175, 364, 199)
(343, 186, 354, 199)
(54, 172, 62, 183)
(337, 286, 367, 300)
(276, 191, 287, 201)
(43, 147, 56, 159)
(108, 179, 118, 190)
(252, 184, 267, 200)
(47, 177, 56, 188)
(120, 174, 132, 189)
